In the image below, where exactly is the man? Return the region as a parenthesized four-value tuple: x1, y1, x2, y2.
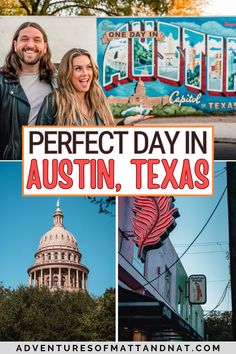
(0, 22, 55, 160)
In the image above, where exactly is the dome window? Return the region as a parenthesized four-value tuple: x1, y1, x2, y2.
(61, 252, 65, 260)
(61, 276, 65, 288)
(54, 252, 58, 260)
(53, 276, 58, 287)
(47, 253, 51, 260)
(46, 276, 50, 286)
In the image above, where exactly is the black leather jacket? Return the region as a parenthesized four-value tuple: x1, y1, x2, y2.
(0, 72, 55, 160)
(36, 92, 105, 126)
(0, 72, 30, 160)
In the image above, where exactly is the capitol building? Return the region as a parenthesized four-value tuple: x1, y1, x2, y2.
(28, 201, 89, 292)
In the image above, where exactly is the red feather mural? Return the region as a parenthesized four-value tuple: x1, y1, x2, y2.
(132, 197, 180, 262)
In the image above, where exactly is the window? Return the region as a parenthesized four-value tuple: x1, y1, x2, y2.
(79, 272, 82, 288)
(53, 276, 58, 287)
(132, 246, 144, 274)
(61, 276, 65, 288)
(61, 252, 65, 260)
(68, 254, 71, 261)
(54, 252, 58, 260)
(42, 254, 45, 261)
(164, 267, 171, 303)
(47, 253, 51, 261)
(178, 287, 183, 316)
(133, 329, 147, 341)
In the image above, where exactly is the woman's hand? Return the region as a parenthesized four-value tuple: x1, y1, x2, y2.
(123, 114, 154, 126)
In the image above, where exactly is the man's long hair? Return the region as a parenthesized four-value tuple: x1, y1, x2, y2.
(1, 22, 55, 83)
(53, 48, 114, 126)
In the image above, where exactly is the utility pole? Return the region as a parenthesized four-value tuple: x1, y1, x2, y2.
(226, 162, 236, 340)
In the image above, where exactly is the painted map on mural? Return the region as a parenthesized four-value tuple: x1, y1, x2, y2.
(97, 17, 236, 118)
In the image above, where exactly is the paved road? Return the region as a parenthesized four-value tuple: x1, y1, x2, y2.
(215, 142, 236, 160)
(137, 119, 236, 160)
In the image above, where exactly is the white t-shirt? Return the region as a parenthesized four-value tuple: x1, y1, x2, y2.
(19, 72, 52, 125)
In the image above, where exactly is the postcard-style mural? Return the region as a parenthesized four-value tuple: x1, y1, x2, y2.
(97, 17, 236, 118)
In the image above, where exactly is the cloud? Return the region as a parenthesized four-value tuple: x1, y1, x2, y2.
(174, 20, 236, 37)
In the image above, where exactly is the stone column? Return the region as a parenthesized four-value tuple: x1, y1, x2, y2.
(40, 269, 43, 286)
(82, 272, 85, 290)
(59, 267, 62, 288)
(29, 272, 32, 286)
(68, 268, 71, 289)
(49, 267, 52, 288)
(76, 269, 79, 288)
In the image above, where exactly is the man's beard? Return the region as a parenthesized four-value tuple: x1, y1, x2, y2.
(16, 49, 44, 65)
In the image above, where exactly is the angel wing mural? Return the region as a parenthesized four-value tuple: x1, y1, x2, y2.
(132, 196, 180, 262)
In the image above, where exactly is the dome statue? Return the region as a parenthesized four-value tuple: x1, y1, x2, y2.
(28, 200, 89, 291)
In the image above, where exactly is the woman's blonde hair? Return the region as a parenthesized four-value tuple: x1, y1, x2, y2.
(53, 48, 114, 126)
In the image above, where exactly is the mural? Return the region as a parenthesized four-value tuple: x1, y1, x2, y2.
(97, 17, 236, 118)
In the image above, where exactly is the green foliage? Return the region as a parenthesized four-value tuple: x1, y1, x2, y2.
(79, 288, 115, 340)
(204, 311, 233, 341)
(110, 103, 136, 118)
(150, 104, 205, 117)
(0, 285, 115, 341)
(134, 42, 152, 66)
(0, 0, 171, 16)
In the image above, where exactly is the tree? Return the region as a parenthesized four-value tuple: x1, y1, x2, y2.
(168, 0, 206, 16)
(78, 287, 115, 340)
(204, 311, 233, 341)
(93, 288, 115, 340)
(87, 197, 115, 215)
(0, 0, 25, 15)
(0, 0, 171, 16)
(0, 285, 115, 341)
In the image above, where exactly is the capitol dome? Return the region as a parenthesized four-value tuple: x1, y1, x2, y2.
(38, 206, 79, 252)
(28, 201, 89, 292)
(39, 227, 78, 251)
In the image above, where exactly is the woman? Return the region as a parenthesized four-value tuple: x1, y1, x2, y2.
(36, 48, 150, 126)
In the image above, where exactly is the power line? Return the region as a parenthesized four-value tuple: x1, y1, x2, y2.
(214, 167, 226, 174)
(183, 250, 228, 255)
(204, 280, 231, 317)
(118, 251, 178, 314)
(133, 185, 227, 290)
(173, 241, 228, 247)
(214, 168, 226, 179)
(207, 279, 228, 284)
(207, 280, 229, 283)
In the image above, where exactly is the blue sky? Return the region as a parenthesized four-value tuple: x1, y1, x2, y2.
(170, 162, 231, 313)
(0, 161, 231, 313)
(0, 162, 115, 297)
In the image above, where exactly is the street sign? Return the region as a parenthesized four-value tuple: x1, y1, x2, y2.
(189, 274, 207, 304)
